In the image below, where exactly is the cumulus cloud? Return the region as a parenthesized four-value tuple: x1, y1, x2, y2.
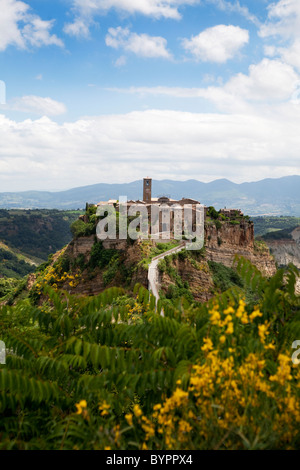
(4, 96, 67, 116)
(224, 58, 299, 102)
(0, 0, 63, 50)
(110, 58, 299, 113)
(182, 24, 249, 63)
(259, 0, 300, 73)
(105, 27, 172, 59)
(0, 108, 299, 191)
(259, 0, 300, 40)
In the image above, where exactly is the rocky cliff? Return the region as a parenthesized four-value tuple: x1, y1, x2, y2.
(264, 227, 300, 270)
(28, 219, 277, 304)
(60, 236, 148, 297)
(204, 221, 276, 277)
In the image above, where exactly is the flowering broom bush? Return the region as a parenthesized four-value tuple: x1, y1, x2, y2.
(0, 257, 299, 449)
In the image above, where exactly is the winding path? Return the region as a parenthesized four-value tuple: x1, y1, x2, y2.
(148, 240, 188, 314)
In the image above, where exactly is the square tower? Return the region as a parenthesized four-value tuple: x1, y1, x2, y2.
(143, 177, 152, 203)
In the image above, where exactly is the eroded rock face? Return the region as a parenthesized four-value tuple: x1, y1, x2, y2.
(67, 235, 95, 263)
(51, 220, 277, 301)
(62, 237, 148, 296)
(160, 257, 214, 303)
(205, 222, 276, 277)
(264, 227, 300, 270)
(205, 221, 254, 249)
(26, 273, 36, 291)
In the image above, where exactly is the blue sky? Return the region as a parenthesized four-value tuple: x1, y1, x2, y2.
(0, 0, 300, 191)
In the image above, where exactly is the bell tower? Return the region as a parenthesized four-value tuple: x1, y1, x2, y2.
(143, 177, 152, 203)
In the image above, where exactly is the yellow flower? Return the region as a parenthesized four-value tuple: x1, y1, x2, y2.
(133, 404, 143, 418)
(99, 400, 111, 416)
(75, 400, 87, 414)
(224, 306, 235, 315)
(125, 413, 133, 426)
(265, 342, 276, 350)
(258, 322, 269, 344)
(201, 338, 213, 352)
(225, 322, 234, 335)
(269, 354, 292, 385)
(236, 299, 246, 318)
(153, 404, 162, 411)
(249, 308, 263, 322)
(220, 335, 226, 344)
(210, 308, 221, 325)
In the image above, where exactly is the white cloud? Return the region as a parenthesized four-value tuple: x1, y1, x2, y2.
(0, 0, 63, 51)
(0, 107, 299, 192)
(224, 58, 299, 102)
(63, 18, 90, 38)
(278, 40, 300, 73)
(207, 0, 259, 26)
(182, 24, 249, 63)
(259, 0, 300, 40)
(5, 96, 67, 116)
(114, 55, 127, 67)
(64, 0, 200, 37)
(259, 1, 300, 73)
(105, 27, 172, 59)
(112, 58, 299, 108)
(72, 0, 199, 20)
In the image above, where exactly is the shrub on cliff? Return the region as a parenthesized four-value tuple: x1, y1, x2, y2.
(207, 206, 219, 220)
(70, 219, 95, 238)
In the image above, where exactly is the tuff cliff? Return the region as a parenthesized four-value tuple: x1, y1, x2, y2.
(59, 236, 148, 296)
(156, 220, 276, 303)
(263, 227, 300, 270)
(53, 220, 275, 301)
(204, 220, 276, 278)
(26, 217, 277, 305)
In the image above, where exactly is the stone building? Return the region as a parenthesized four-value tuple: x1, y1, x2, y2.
(96, 177, 202, 238)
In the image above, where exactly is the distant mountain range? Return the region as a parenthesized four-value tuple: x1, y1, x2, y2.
(0, 175, 299, 216)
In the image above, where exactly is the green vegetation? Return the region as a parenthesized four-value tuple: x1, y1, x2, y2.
(207, 206, 219, 220)
(0, 247, 35, 279)
(0, 209, 83, 261)
(261, 227, 297, 241)
(0, 278, 21, 299)
(215, 220, 222, 230)
(208, 261, 243, 293)
(70, 219, 95, 238)
(158, 249, 207, 303)
(138, 240, 180, 270)
(254, 239, 270, 255)
(89, 241, 119, 270)
(252, 216, 300, 237)
(158, 253, 193, 302)
(205, 206, 250, 228)
(0, 260, 299, 449)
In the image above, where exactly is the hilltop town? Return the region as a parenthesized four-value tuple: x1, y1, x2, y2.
(21, 177, 275, 304)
